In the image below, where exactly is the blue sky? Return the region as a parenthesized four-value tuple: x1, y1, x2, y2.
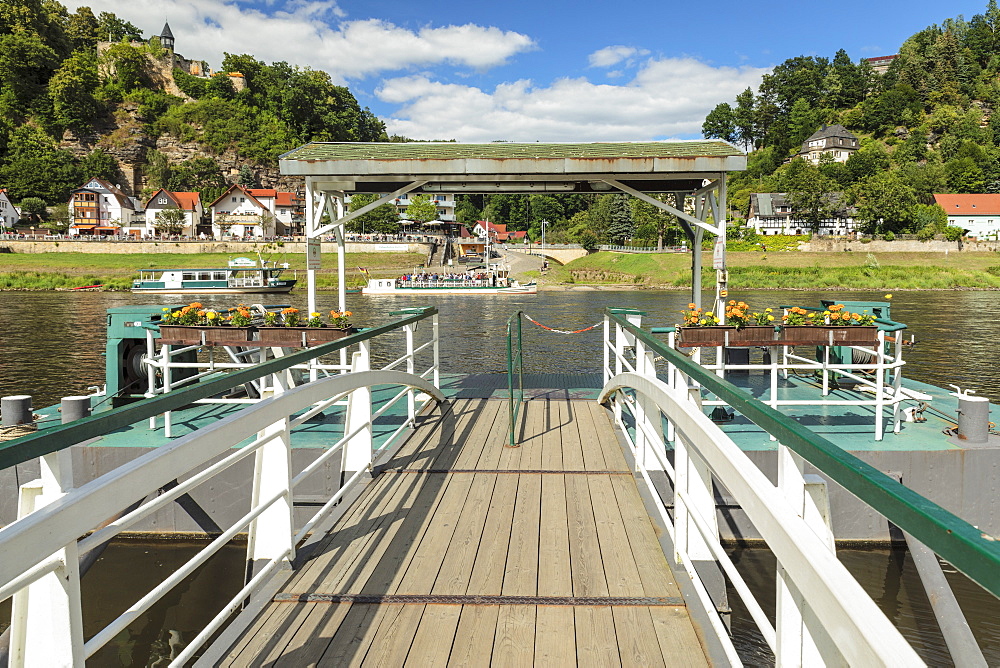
(65, 0, 990, 142)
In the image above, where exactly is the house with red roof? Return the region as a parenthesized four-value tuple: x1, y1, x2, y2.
(206, 185, 303, 238)
(67, 177, 144, 236)
(143, 189, 203, 237)
(933, 194, 1000, 240)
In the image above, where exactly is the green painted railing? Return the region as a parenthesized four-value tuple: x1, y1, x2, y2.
(608, 309, 1000, 599)
(0, 306, 439, 471)
(506, 312, 524, 449)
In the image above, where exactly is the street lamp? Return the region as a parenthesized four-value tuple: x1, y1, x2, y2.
(540, 220, 549, 249)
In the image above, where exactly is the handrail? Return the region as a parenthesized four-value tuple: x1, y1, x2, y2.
(605, 309, 1000, 599)
(506, 311, 524, 448)
(0, 306, 439, 470)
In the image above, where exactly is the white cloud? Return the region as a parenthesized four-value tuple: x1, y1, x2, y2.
(588, 45, 649, 69)
(379, 57, 769, 142)
(60, 0, 534, 80)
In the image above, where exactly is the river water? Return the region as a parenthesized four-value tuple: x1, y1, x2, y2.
(1, 288, 998, 664)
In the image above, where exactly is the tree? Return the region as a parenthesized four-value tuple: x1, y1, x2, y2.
(0, 125, 80, 203)
(66, 6, 100, 51)
(631, 195, 680, 249)
(848, 172, 919, 234)
(605, 194, 635, 245)
(100, 41, 149, 92)
(702, 103, 737, 143)
(0, 33, 60, 111)
(347, 193, 401, 234)
(404, 193, 439, 223)
(454, 198, 480, 225)
(783, 160, 838, 232)
(214, 213, 233, 238)
(79, 149, 121, 185)
(734, 88, 758, 150)
(95, 12, 142, 42)
(45, 203, 70, 233)
(144, 150, 171, 189)
(787, 98, 823, 148)
(18, 197, 47, 223)
(49, 49, 100, 129)
(237, 165, 257, 188)
(154, 206, 186, 235)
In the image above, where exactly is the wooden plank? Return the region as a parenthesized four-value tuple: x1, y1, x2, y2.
(533, 607, 575, 668)
(472, 401, 510, 471)
(383, 399, 468, 470)
(612, 606, 668, 668)
(447, 605, 500, 668)
(539, 400, 564, 472)
(501, 474, 541, 596)
(576, 401, 610, 472)
(451, 400, 503, 470)
(648, 606, 710, 667)
(465, 474, 519, 596)
(558, 401, 586, 472)
(609, 475, 681, 598)
(588, 474, 645, 597)
(565, 474, 609, 597)
(402, 604, 463, 666)
(537, 474, 572, 597)
(289, 465, 422, 593)
(432, 473, 499, 595)
(246, 602, 319, 666)
(219, 603, 289, 666)
(574, 606, 620, 665)
(586, 401, 631, 470)
(391, 471, 478, 595)
(270, 601, 354, 667)
(396, 398, 481, 471)
(492, 605, 536, 667)
(515, 401, 545, 470)
(356, 603, 425, 666)
(313, 602, 382, 666)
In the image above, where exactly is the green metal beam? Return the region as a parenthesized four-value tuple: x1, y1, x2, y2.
(0, 307, 439, 471)
(606, 309, 1000, 599)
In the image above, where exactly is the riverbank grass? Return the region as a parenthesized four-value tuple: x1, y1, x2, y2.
(560, 251, 1000, 290)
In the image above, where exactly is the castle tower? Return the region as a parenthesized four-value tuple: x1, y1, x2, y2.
(159, 21, 174, 51)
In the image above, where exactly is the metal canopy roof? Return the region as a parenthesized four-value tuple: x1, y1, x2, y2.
(279, 141, 746, 194)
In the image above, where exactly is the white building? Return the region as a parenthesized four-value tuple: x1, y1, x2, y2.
(143, 189, 203, 237)
(748, 193, 857, 236)
(0, 189, 18, 230)
(208, 185, 275, 238)
(933, 194, 1000, 240)
(68, 178, 144, 236)
(798, 124, 860, 164)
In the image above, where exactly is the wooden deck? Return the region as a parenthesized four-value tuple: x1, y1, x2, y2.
(221, 398, 709, 666)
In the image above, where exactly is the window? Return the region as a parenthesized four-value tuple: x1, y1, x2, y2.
(232, 197, 238, 203)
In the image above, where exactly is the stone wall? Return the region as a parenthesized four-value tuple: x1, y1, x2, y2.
(0, 240, 432, 255)
(801, 238, 1000, 253)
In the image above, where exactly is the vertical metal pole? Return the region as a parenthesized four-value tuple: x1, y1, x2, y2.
(603, 316, 611, 386)
(9, 448, 84, 667)
(405, 323, 415, 422)
(432, 313, 440, 389)
(163, 345, 173, 438)
(305, 177, 318, 319)
(776, 445, 838, 666)
(343, 341, 372, 478)
(875, 330, 885, 441)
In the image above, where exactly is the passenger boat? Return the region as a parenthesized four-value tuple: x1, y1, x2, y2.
(131, 256, 296, 294)
(361, 267, 536, 295)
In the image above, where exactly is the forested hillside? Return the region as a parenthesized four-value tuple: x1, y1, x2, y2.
(702, 0, 1000, 236)
(0, 0, 387, 211)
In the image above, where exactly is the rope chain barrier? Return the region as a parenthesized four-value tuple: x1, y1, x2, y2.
(521, 313, 602, 335)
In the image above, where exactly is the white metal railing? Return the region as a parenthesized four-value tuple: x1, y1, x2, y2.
(0, 316, 444, 666)
(600, 310, 989, 666)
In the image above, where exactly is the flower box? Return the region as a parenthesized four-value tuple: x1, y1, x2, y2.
(776, 326, 878, 346)
(158, 325, 255, 346)
(256, 326, 357, 348)
(678, 326, 777, 348)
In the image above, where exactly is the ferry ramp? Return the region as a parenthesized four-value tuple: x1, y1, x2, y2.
(219, 397, 710, 666)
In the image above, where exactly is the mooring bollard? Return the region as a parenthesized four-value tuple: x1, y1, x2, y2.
(1, 395, 32, 426)
(61, 396, 92, 424)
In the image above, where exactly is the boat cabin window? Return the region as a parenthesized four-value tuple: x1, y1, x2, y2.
(182, 272, 197, 280)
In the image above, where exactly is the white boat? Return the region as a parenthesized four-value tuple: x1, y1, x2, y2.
(131, 256, 297, 295)
(362, 268, 536, 295)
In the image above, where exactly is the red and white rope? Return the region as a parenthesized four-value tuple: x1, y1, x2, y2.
(521, 313, 603, 335)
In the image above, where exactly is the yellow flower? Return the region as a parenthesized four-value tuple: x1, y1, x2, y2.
(206, 311, 217, 320)
(172, 311, 181, 318)
(767, 315, 774, 321)
(161, 307, 170, 312)
(884, 294, 892, 299)
(311, 312, 321, 318)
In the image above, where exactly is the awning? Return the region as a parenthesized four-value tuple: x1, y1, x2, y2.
(73, 224, 97, 229)
(95, 226, 118, 231)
